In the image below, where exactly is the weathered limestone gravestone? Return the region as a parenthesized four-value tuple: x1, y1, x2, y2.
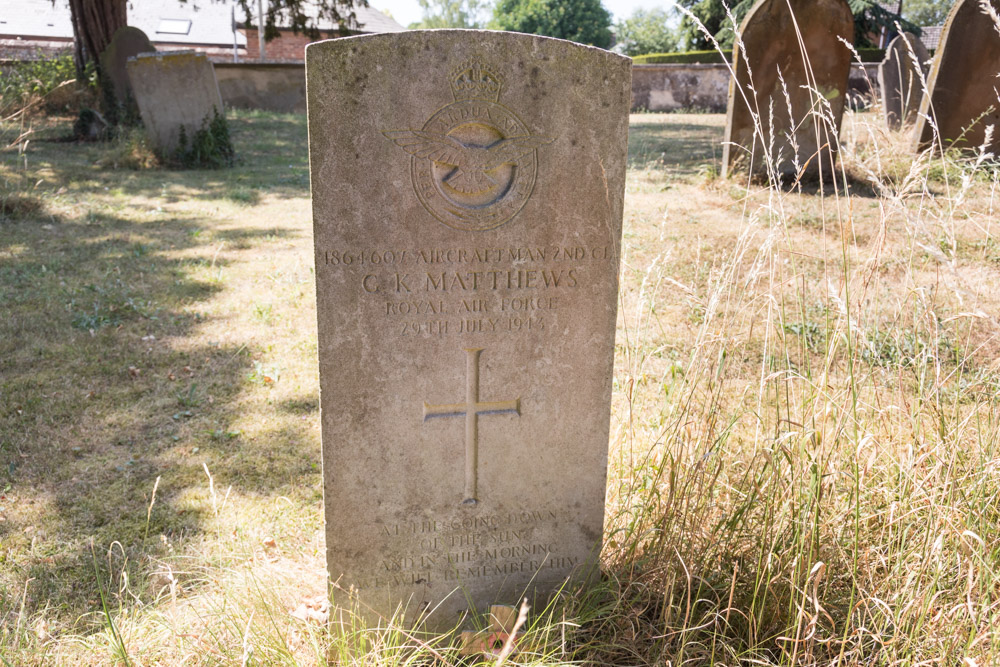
(307, 31, 630, 627)
(722, 0, 854, 179)
(914, 0, 1000, 152)
(880, 32, 929, 130)
(99, 26, 155, 106)
(126, 51, 224, 154)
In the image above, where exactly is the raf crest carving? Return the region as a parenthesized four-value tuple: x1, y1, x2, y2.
(384, 60, 552, 231)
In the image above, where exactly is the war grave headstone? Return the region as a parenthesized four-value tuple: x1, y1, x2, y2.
(306, 31, 631, 628)
(722, 0, 854, 179)
(880, 32, 930, 130)
(914, 0, 1000, 152)
(99, 26, 155, 107)
(126, 51, 224, 154)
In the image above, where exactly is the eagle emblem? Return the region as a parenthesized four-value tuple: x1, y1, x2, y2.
(383, 59, 552, 232)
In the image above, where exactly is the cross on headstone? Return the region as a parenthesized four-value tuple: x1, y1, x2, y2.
(423, 347, 520, 505)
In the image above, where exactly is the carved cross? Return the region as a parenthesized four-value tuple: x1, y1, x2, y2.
(423, 348, 520, 505)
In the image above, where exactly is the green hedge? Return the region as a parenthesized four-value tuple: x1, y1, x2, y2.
(632, 50, 728, 65)
(632, 47, 886, 65)
(856, 47, 885, 63)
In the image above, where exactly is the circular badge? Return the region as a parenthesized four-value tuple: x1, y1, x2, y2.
(409, 100, 539, 231)
(383, 60, 552, 232)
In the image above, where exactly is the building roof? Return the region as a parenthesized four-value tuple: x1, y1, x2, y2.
(351, 5, 406, 33)
(0, 0, 403, 47)
(252, 2, 404, 33)
(920, 25, 943, 50)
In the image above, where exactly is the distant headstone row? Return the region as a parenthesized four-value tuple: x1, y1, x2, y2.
(722, 0, 1000, 179)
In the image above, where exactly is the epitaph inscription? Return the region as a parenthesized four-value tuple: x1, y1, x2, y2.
(308, 30, 630, 628)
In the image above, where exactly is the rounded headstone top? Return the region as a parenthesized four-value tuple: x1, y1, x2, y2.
(99, 26, 155, 104)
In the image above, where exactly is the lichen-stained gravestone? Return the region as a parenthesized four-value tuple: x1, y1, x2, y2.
(126, 51, 224, 154)
(306, 31, 630, 627)
(99, 26, 155, 107)
(914, 0, 1000, 152)
(880, 32, 930, 130)
(722, 0, 854, 180)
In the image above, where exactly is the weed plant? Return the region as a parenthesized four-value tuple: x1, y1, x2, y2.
(171, 108, 236, 170)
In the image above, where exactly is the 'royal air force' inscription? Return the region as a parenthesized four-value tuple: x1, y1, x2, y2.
(357, 510, 580, 589)
(321, 245, 611, 336)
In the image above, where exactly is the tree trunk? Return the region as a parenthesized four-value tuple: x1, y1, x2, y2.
(68, 0, 127, 78)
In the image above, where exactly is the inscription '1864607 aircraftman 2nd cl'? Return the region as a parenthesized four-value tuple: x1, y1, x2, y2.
(383, 59, 552, 232)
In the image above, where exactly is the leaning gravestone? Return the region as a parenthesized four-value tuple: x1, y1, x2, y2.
(914, 0, 1000, 152)
(307, 31, 630, 628)
(880, 32, 929, 130)
(722, 0, 854, 179)
(99, 26, 155, 107)
(126, 51, 224, 155)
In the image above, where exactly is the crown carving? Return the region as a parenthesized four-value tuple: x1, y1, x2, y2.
(450, 59, 502, 102)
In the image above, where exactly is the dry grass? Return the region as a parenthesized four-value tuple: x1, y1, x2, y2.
(1, 87, 1000, 666)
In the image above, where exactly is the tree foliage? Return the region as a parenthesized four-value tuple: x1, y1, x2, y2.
(492, 0, 613, 48)
(676, 0, 920, 50)
(902, 0, 955, 26)
(234, 0, 369, 42)
(410, 0, 492, 28)
(614, 8, 679, 56)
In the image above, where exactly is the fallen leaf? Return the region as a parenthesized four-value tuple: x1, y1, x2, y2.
(167, 372, 176, 381)
(290, 596, 329, 625)
(128, 366, 141, 378)
(263, 537, 277, 549)
(35, 619, 50, 642)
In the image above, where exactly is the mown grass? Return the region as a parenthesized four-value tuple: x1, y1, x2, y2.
(2, 92, 1000, 666)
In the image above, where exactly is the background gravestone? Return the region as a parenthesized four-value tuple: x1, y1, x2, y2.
(880, 32, 929, 130)
(307, 31, 630, 628)
(722, 0, 854, 179)
(126, 51, 224, 154)
(914, 0, 1000, 152)
(99, 26, 154, 107)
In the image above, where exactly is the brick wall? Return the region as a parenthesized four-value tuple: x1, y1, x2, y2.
(242, 28, 345, 63)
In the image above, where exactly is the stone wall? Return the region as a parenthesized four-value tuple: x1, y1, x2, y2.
(241, 28, 344, 63)
(631, 64, 732, 112)
(632, 63, 880, 113)
(214, 62, 306, 113)
(211, 62, 881, 116)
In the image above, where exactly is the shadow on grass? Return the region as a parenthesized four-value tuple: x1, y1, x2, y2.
(0, 204, 315, 633)
(629, 120, 726, 177)
(18, 110, 310, 206)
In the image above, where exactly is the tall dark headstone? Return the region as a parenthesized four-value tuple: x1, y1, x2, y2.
(722, 0, 854, 179)
(99, 26, 155, 106)
(880, 32, 930, 130)
(914, 0, 1000, 152)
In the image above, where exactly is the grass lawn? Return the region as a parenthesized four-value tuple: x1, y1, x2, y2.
(2, 109, 999, 665)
